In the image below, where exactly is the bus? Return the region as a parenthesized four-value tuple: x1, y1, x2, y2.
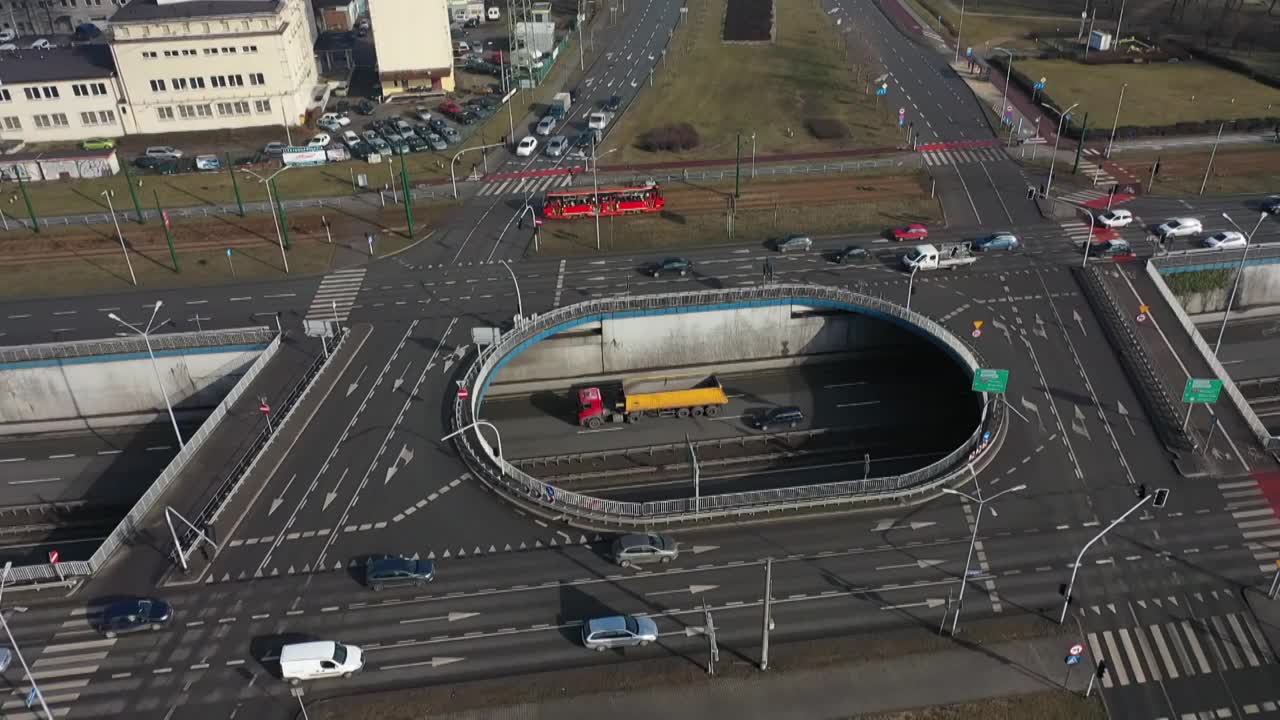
(543, 181, 665, 220)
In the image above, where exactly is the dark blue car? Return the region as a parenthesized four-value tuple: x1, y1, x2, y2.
(100, 598, 172, 638)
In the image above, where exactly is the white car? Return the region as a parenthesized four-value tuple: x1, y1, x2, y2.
(1096, 209, 1133, 228)
(29, 38, 52, 50)
(0, 43, 18, 51)
(320, 112, 350, 127)
(535, 115, 556, 136)
(331, 81, 350, 97)
(341, 130, 361, 147)
(1202, 231, 1247, 250)
(588, 111, 610, 130)
(0, 29, 16, 42)
(515, 136, 538, 157)
(1155, 217, 1202, 238)
(307, 133, 331, 147)
(144, 146, 183, 159)
(415, 106, 432, 122)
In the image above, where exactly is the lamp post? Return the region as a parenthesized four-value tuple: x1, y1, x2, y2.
(1081, 208, 1096, 268)
(1214, 212, 1268, 355)
(943, 483, 1026, 635)
(499, 259, 524, 320)
(239, 166, 291, 274)
(1105, 83, 1127, 159)
(994, 48, 1014, 133)
(953, 0, 966, 63)
(750, 132, 757, 178)
(0, 564, 55, 720)
(906, 264, 919, 310)
(1059, 493, 1154, 623)
(108, 302, 184, 449)
(450, 142, 505, 198)
(590, 139, 619, 251)
(1042, 101, 1080, 198)
(102, 190, 137, 286)
(442, 420, 503, 459)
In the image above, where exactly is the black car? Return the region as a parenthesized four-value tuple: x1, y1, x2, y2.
(365, 556, 435, 590)
(457, 110, 480, 125)
(356, 99, 377, 115)
(100, 598, 173, 638)
(751, 406, 804, 431)
(648, 257, 692, 277)
(429, 118, 449, 134)
(406, 135, 428, 152)
(134, 157, 180, 174)
(1084, 238, 1133, 258)
(831, 245, 868, 264)
(1263, 195, 1280, 215)
(604, 94, 623, 112)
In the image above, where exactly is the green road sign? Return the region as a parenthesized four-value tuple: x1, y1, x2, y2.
(971, 368, 1009, 394)
(1182, 378, 1223, 404)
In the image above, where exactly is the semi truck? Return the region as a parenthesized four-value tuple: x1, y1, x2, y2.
(577, 375, 729, 428)
(901, 242, 976, 271)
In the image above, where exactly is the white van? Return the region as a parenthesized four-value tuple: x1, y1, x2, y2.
(279, 641, 364, 684)
(487, 5, 500, 20)
(588, 111, 610, 130)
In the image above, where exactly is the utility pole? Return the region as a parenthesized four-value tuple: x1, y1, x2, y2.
(270, 177, 290, 250)
(122, 162, 146, 224)
(227, 152, 246, 216)
(1071, 111, 1089, 175)
(154, 190, 179, 272)
(734, 132, 742, 198)
(1199, 122, 1225, 196)
(16, 171, 38, 233)
(759, 557, 773, 670)
(399, 154, 414, 238)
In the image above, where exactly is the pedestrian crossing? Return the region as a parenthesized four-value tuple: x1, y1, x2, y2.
(1083, 594, 1275, 690)
(1219, 475, 1280, 575)
(920, 145, 1007, 166)
(305, 267, 366, 324)
(3, 610, 118, 719)
(1077, 158, 1116, 185)
(476, 174, 576, 197)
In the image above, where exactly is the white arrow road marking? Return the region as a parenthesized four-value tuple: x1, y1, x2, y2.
(871, 520, 937, 532)
(881, 598, 946, 610)
(688, 545, 719, 554)
(1072, 308, 1087, 336)
(875, 559, 945, 571)
(268, 473, 297, 516)
(379, 657, 465, 671)
(346, 365, 367, 398)
(323, 467, 350, 511)
(393, 362, 412, 393)
(684, 626, 708, 637)
(1117, 401, 1135, 436)
(399, 612, 480, 625)
(424, 323, 458, 372)
(384, 444, 415, 485)
(645, 584, 719, 597)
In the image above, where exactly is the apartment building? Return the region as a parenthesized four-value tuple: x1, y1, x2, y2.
(368, 0, 452, 98)
(0, 44, 126, 143)
(109, 0, 320, 135)
(0, 0, 127, 36)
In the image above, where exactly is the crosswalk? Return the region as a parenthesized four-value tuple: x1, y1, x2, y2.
(476, 174, 577, 197)
(1219, 475, 1280, 574)
(305, 267, 366, 325)
(1076, 157, 1116, 185)
(920, 145, 1007, 166)
(1083, 594, 1275, 691)
(3, 608, 119, 719)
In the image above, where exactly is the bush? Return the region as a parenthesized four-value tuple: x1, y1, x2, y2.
(637, 123, 701, 152)
(806, 118, 848, 139)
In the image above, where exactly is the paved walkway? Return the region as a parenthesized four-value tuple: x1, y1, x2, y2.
(371, 636, 1094, 720)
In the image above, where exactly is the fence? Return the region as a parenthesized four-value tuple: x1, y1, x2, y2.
(450, 285, 1003, 526)
(0, 330, 281, 585)
(0, 328, 275, 364)
(1149, 241, 1280, 274)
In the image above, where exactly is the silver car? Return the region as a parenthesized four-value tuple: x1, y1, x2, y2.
(535, 115, 557, 136)
(612, 533, 678, 567)
(775, 234, 813, 252)
(581, 615, 658, 651)
(545, 135, 568, 158)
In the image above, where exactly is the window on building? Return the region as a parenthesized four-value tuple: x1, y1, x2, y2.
(172, 78, 187, 90)
(182, 49, 196, 56)
(2, 116, 20, 130)
(149, 79, 166, 92)
(33, 114, 50, 128)
(254, 99, 271, 114)
(229, 74, 244, 87)
(99, 109, 115, 124)
(163, 50, 177, 57)
(242, 45, 258, 53)
(0, 89, 10, 102)
(249, 72, 265, 86)
(202, 48, 215, 55)
(141, 51, 155, 58)
(190, 76, 205, 89)
(222, 46, 236, 54)
(80, 110, 99, 125)
(210, 75, 227, 88)
(72, 83, 104, 97)
(157, 106, 174, 121)
(50, 113, 68, 127)
(42, 86, 58, 99)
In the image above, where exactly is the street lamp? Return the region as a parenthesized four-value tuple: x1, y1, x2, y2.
(1213, 212, 1268, 355)
(442, 420, 503, 460)
(953, 0, 966, 63)
(994, 48, 1014, 134)
(0, 564, 55, 720)
(450, 142, 505, 198)
(590, 139, 619, 251)
(102, 190, 137, 286)
(906, 264, 919, 310)
(1042, 101, 1080, 198)
(750, 132, 757, 178)
(1080, 207, 1096, 268)
(942, 483, 1026, 635)
(1059, 492, 1155, 623)
(499, 259, 524, 320)
(239, 166, 291, 274)
(1105, 83, 1128, 159)
(108, 301, 185, 449)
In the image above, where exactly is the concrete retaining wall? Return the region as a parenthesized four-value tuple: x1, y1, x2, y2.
(495, 305, 909, 384)
(0, 344, 267, 435)
(1170, 264, 1280, 315)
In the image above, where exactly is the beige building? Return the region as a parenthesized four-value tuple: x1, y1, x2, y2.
(0, 45, 127, 143)
(368, 0, 452, 97)
(109, 0, 321, 135)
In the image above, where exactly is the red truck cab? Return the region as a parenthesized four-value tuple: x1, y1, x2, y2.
(577, 387, 605, 427)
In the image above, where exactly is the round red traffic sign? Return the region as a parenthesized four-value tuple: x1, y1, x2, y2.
(1136, 313, 1147, 323)
(258, 402, 271, 415)
(1069, 643, 1084, 656)
(971, 329, 982, 338)
(457, 387, 470, 400)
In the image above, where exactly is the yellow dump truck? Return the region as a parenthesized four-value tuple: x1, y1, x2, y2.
(576, 375, 729, 429)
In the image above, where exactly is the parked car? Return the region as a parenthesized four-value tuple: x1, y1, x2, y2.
(81, 137, 116, 151)
(318, 117, 342, 132)
(356, 99, 377, 115)
(0, 44, 16, 51)
(332, 81, 350, 97)
(427, 133, 448, 151)
(0, 29, 16, 42)
(194, 154, 222, 171)
(437, 100, 464, 119)
(535, 115, 557, 136)
(581, 615, 658, 651)
(73, 24, 101, 41)
(831, 245, 868, 264)
(516, 136, 538, 157)
(100, 598, 172, 638)
(394, 119, 415, 139)
(890, 223, 929, 242)
(440, 126, 461, 143)
(457, 109, 479, 125)
(341, 130, 361, 148)
(307, 134, 331, 147)
(144, 146, 183, 159)
(648, 257, 692, 277)
(612, 534, 679, 567)
(1096, 209, 1133, 228)
(545, 135, 568, 157)
(361, 129, 380, 144)
(414, 106, 432, 122)
(775, 234, 812, 252)
(973, 232, 1020, 252)
(364, 556, 435, 590)
(1083, 238, 1133, 258)
(1155, 217, 1202, 238)
(320, 112, 350, 127)
(1203, 231, 1247, 250)
(263, 141, 288, 156)
(1263, 196, 1280, 215)
(751, 406, 804, 431)
(604, 94, 623, 112)
(134, 156, 178, 172)
(29, 38, 52, 50)
(406, 134, 428, 152)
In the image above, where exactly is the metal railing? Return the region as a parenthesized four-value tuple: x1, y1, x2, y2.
(1151, 241, 1280, 273)
(449, 284, 1000, 525)
(0, 328, 274, 364)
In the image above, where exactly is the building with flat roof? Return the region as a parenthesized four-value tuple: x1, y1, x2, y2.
(313, 0, 363, 31)
(0, 45, 127, 143)
(368, 0, 452, 98)
(108, 0, 320, 135)
(0, 0, 127, 36)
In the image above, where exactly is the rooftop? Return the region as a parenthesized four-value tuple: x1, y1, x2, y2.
(0, 45, 115, 84)
(110, 0, 281, 23)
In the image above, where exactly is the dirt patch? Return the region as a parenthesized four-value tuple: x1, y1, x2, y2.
(723, 0, 775, 42)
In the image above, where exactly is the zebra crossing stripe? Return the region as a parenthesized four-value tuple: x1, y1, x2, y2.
(1241, 612, 1275, 663)
(1131, 625, 1162, 682)
(1211, 616, 1244, 669)
(1102, 631, 1131, 685)
(1087, 632, 1114, 688)
(1227, 614, 1260, 667)
(1181, 621, 1212, 673)
(1148, 624, 1179, 679)
(1117, 629, 1147, 684)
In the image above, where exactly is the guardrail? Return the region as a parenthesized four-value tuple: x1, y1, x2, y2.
(512, 427, 836, 468)
(0, 327, 274, 364)
(449, 284, 1000, 526)
(1151, 241, 1280, 273)
(1238, 376, 1280, 402)
(0, 330, 281, 585)
(1144, 262, 1280, 450)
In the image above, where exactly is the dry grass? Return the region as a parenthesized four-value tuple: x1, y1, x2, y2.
(851, 690, 1105, 720)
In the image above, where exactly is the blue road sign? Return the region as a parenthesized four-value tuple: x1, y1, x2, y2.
(876, 87, 887, 96)
(226, 248, 233, 257)
(26, 688, 39, 709)
(544, 485, 556, 502)
(1034, 81, 1045, 91)
(1065, 654, 1082, 666)
(966, 47, 972, 56)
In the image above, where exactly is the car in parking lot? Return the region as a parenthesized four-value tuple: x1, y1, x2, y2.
(100, 598, 172, 638)
(144, 145, 183, 159)
(307, 133, 331, 147)
(774, 234, 812, 252)
(427, 133, 448, 151)
(647, 257, 692, 277)
(1203, 231, 1247, 250)
(751, 406, 804, 431)
(516, 136, 538, 157)
(440, 126, 461, 143)
(364, 556, 435, 590)
(1155, 217, 1203, 238)
(0, 29, 15, 42)
(263, 141, 288, 156)
(544, 135, 568, 157)
(81, 137, 116, 151)
(368, 137, 390, 154)
(414, 106, 432, 122)
(973, 232, 1020, 252)
(1096, 209, 1133, 228)
(361, 129, 380, 144)
(831, 245, 868, 264)
(1083, 238, 1133, 258)
(457, 109, 479, 125)
(535, 115, 557, 136)
(581, 615, 658, 651)
(604, 94, 623, 112)
(406, 134, 428, 152)
(612, 533, 679, 567)
(356, 99, 376, 115)
(394, 119, 415, 139)
(437, 100, 464, 118)
(890, 223, 929, 241)
(342, 130, 361, 148)
(135, 157, 179, 173)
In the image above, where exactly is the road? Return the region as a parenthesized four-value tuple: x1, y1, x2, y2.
(1197, 315, 1280, 382)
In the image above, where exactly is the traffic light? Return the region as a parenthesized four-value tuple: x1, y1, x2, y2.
(1137, 483, 1147, 500)
(1153, 488, 1170, 508)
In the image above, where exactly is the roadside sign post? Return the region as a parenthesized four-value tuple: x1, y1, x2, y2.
(48, 549, 62, 582)
(259, 399, 273, 433)
(225, 248, 235, 278)
(1268, 559, 1280, 600)
(1135, 303, 1149, 323)
(971, 368, 1009, 394)
(1181, 378, 1223, 431)
(759, 556, 773, 671)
